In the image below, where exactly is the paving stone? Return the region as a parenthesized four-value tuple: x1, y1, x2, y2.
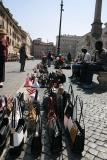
(91, 127, 98, 131)
(85, 152, 95, 160)
(104, 143, 107, 147)
(84, 145, 89, 151)
(96, 141, 104, 146)
(82, 150, 86, 156)
(95, 129, 102, 134)
(85, 131, 93, 138)
(96, 146, 107, 153)
(87, 142, 97, 149)
(100, 133, 107, 139)
(88, 137, 96, 143)
(98, 136, 106, 142)
(91, 134, 100, 140)
(85, 140, 89, 145)
(97, 126, 103, 130)
(88, 148, 98, 156)
(97, 151, 107, 160)
(102, 129, 107, 133)
(94, 132, 101, 136)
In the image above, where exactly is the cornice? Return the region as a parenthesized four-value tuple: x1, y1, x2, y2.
(0, 2, 25, 36)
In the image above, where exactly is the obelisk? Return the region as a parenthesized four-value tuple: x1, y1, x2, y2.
(91, 0, 102, 40)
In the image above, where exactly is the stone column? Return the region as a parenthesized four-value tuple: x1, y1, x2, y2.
(91, 0, 102, 40)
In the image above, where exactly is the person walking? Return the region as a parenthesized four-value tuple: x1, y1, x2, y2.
(0, 29, 8, 88)
(19, 43, 28, 72)
(67, 52, 72, 63)
(42, 52, 47, 67)
(47, 51, 52, 67)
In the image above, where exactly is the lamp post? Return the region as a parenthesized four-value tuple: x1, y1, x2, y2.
(57, 0, 64, 56)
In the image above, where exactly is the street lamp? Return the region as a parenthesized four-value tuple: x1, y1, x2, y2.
(57, 0, 64, 56)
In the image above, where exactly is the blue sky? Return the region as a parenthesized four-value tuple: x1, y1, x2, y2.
(3, 0, 107, 44)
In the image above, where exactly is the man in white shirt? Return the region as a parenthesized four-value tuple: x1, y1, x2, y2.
(79, 48, 91, 83)
(69, 47, 91, 82)
(84, 51, 91, 63)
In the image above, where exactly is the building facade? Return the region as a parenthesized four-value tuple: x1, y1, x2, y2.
(56, 27, 107, 60)
(32, 38, 56, 59)
(56, 35, 81, 59)
(0, 1, 32, 60)
(102, 23, 107, 49)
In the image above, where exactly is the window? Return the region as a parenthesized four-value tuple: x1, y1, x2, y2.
(10, 39, 11, 45)
(12, 40, 14, 46)
(10, 28, 11, 35)
(0, 19, 4, 28)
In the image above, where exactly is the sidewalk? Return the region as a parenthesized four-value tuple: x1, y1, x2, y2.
(0, 60, 40, 96)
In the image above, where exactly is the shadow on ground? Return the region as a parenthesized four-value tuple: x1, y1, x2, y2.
(82, 83, 107, 94)
(70, 80, 107, 95)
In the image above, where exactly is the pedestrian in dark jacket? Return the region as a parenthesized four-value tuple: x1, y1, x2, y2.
(47, 51, 52, 67)
(19, 43, 28, 72)
(0, 29, 8, 88)
(67, 52, 72, 63)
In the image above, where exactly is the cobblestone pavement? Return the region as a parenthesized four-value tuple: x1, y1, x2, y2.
(63, 70, 107, 160)
(1, 61, 107, 160)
